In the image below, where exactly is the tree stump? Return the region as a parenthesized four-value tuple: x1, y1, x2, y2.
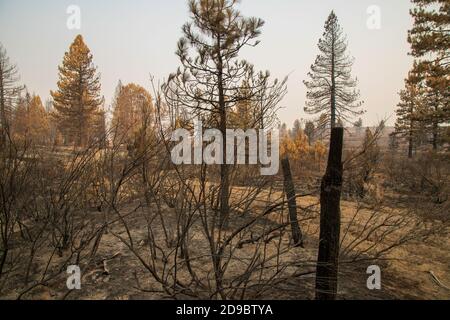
(281, 156, 303, 247)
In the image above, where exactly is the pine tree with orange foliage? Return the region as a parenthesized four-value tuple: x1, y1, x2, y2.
(12, 92, 49, 144)
(51, 35, 104, 147)
(312, 140, 327, 171)
(111, 82, 154, 146)
(281, 121, 312, 166)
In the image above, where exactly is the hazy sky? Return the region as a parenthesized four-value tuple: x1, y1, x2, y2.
(0, 0, 414, 126)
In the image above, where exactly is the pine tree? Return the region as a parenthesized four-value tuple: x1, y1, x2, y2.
(163, 0, 286, 225)
(280, 123, 312, 168)
(51, 35, 104, 147)
(307, 13, 364, 294)
(12, 92, 30, 142)
(355, 128, 380, 198)
(291, 119, 302, 139)
(280, 123, 288, 138)
(416, 62, 449, 149)
(27, 95, 50, 144)
(92, 106, 107, 147)
(304, 120, 315, 145)
(12, 93, 49, 144)
(230, 98, 254, 128)
(111, 83, 154, 146)
(292, 129, 310, 163)
(313, 140, 327, 171)
(407, 0, 450, 150)
(395, 75, 421, 158)
(0, 43, 23, 143)
(408, 0, 449, 64)
(229, 84, 257, 129)
(353, 118, 363, 128)
(280, 129, 295, 160)
(304, 11, 364, 129)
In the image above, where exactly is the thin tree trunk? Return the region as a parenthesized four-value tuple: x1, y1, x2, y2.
(408, 131, 413, 158)
(0, 71, 7, 145)
(432, 100, 439, 151)
(330, 32, 336, 129)
(432, 120, 438, 151)
(315, 127, 344, 300)
(217, 35, 229, 228)
(0, 248, 8, 280)
(281, 156, 303, 247)
(219, 109, 230, 227)
(408, 102, 414, 158)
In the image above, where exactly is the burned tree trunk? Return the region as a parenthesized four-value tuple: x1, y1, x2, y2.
(315, 127, 344, 300)
(281, 156, 303, 247)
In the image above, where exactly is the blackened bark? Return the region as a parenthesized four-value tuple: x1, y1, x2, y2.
(219, 103, 229, 227)
(432, 101, 439, 151)
(217, 35, 230, 228)
(281, 157, 303, 247)
(315, 127, 344, 300)
(0, 248, 7, 280)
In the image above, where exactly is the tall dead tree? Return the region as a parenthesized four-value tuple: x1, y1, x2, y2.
(281, 156, 303, 247)
(315, 127, 344, 300)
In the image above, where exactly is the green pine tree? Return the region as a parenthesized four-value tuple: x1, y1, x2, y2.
(407, 0, 450, 150)
(304, 11, 364, 129)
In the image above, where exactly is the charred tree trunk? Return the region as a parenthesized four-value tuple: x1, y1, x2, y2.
(315, 127, 344, 300)
(0, 248, 8, 280)
(281, 157, 303, 247)
(217, 36, 230, 228)
(218, 90, 230, 228)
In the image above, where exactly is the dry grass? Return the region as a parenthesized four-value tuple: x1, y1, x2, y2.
(2, 188, 447, 300)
